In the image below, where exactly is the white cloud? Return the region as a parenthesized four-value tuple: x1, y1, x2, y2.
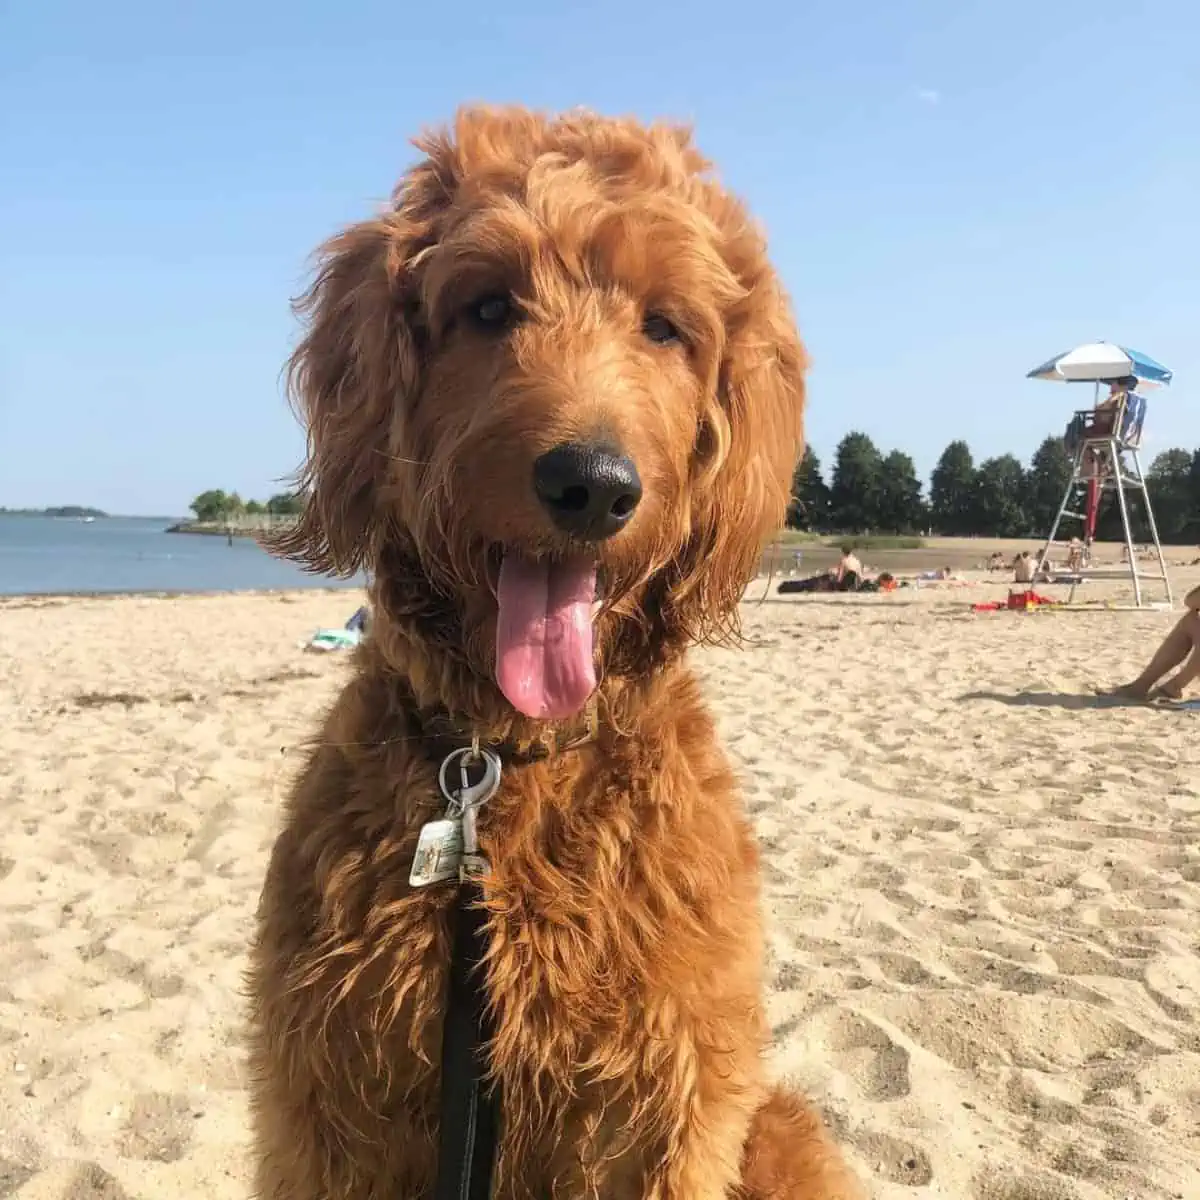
(916, 88, 942, 105)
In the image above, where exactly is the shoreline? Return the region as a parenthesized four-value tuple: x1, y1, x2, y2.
(0, 553, 1188, 602)
(0, 583, 361, 605)
(3, 532, 1191, 603)
(166, 519, 296, 537)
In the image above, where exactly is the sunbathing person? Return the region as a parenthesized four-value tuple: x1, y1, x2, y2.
(1114, 586, 1200, 699)
(834, 545, 863, 591)
(916, 565, 958, 582)
(779, 568, 895, 596)
(778, 571, 838, 594)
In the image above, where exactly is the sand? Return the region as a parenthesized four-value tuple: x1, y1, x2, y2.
(2, 575, 1198, 1199)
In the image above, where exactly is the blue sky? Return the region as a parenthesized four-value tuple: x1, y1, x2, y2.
(2, 0, 1196, 516)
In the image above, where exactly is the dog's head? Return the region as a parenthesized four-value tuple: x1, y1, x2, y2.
(274, 107, 806, 721)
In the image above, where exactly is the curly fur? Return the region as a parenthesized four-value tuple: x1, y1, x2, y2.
(247, 105, 861, 1198)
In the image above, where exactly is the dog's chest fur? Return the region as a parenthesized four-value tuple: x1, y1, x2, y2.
(253, 667, 766, 1195)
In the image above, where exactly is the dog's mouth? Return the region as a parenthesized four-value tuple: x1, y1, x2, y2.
(489, 549, 603, 721)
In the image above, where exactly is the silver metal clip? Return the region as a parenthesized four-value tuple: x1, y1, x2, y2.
(437, 745, 502, 857)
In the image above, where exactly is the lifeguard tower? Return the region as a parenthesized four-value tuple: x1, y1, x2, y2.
(1027, 342, 1173, 609)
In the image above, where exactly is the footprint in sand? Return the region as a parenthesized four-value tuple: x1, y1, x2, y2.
(805, 1008, 911, 1100)
(62, 1162, 134, 1199)
(1001, 1071, 1081, 1126)
(849, 1129, 933, 1186)
(1044, 940, 1140, 981)
(872, 951, 942, 988)
(970, 1167, 1084, 1199)
(947, 950, 1111, 1006)
(117, 1091, 196, 1163)
(874, 992, 1151, 1073)
(0, 1160, 37, 1195)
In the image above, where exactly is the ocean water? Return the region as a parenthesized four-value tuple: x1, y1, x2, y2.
(0, 516, 363, 597)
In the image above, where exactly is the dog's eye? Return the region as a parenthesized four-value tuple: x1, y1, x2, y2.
(466, 293, 515, 331)
(642, 312, 681, 346)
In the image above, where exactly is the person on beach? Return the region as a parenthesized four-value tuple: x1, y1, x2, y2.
(1013, 552, 1036, 584)
(1114, 585, 1200, 699)
(1085, 377, 1139, 477)
(834, 545, 863, 591)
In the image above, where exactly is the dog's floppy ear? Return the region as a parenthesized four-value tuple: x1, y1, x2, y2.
(266, 215, 423, 576)
(664, 262, 807, 644)
(268, 151, 452, 576)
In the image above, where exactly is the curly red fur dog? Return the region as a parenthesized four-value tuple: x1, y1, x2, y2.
(247, 106, 860, 1198)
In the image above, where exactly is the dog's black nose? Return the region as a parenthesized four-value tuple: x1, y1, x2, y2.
(533, 442, 643, 541)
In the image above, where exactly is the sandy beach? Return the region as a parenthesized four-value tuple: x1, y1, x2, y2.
(2, 573, 1198, 1199)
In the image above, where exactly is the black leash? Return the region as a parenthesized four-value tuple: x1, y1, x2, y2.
(435, 876, 500, 1200)
(412, 745, 503, 1200)
(412, 718, 595, 1200)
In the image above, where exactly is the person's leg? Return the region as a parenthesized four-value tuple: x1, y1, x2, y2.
(1117, 611, 1200, 697)
(1159, 634, 1200, 699)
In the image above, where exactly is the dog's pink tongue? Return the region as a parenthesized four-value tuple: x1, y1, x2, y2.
(496, 555, 597, 720)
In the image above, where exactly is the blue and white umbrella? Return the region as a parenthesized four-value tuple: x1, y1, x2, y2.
(1027, 342, 1172, 387)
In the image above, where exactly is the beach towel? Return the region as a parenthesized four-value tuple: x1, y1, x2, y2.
(971, 589, 1060, 614)
(303, 606, 372, 652)
(306, 628, 362, 652)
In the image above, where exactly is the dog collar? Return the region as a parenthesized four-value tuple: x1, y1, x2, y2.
(409, 697, 600, 766)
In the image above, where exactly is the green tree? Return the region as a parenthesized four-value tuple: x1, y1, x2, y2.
(1025, 436, 1074, 536)
(876, 450, 926, 533)
(189, 489, 232, 523)
(189, 489, 252, 523)
(828, 432, 883, 533)
(244, 499, 265, 515)
(1146, 449, 1195, 543)
(928, 441, 978, 535)
(266, 491, 304, 516)
(1092, 475, 1144, 544)
(973, 454, 1029, 536)
(787, 446, 830, 530)
(1187, 450, 1200, 533)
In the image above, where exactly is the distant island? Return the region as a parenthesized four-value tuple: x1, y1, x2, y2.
(0, 505, 109, 519)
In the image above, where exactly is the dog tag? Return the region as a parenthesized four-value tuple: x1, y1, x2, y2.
(409, 819, 464, 887)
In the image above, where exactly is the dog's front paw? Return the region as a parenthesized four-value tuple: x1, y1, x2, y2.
(736, 1088, 865, 1200)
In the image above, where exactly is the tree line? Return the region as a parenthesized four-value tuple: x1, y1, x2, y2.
(188, 489, 302, 522)
(190, 435, 1200, 544)
(790, 433, 1200, 544)
(0, 505, 108, 518)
